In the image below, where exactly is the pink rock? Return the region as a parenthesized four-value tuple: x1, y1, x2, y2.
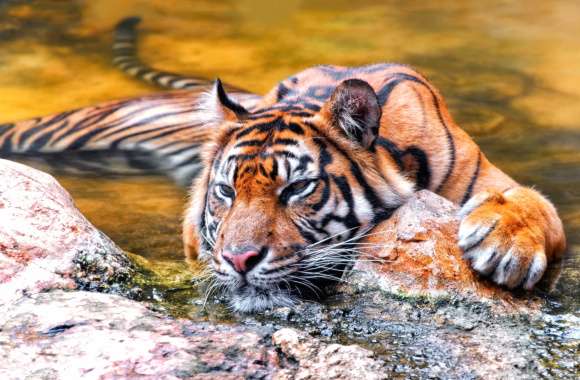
(0, 159, 132, 306)
(0, 290, 387, 379)
(0, 291, 279, 379)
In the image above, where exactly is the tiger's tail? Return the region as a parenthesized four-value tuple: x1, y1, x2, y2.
(0, 17, 260, 185)
(113, 17, 244, 93)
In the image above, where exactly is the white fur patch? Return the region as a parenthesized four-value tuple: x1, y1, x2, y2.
(469, 246, 501, 276)
(523, 251, 547, 290)
(230, 289, 296, 313)
(458, 214, 500, 251)
(491, 249, 526, 288)
(337, 112, 364, 141)
(194, 84, 227, 127)
(458, 191, 492, 218)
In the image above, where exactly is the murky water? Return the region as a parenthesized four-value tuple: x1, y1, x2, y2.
(1, 0, 578, 377)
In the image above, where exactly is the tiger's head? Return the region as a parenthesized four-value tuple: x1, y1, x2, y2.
(185, 78, 414, 312)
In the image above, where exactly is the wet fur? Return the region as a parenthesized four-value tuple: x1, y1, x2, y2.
(0, 19, 566, 312)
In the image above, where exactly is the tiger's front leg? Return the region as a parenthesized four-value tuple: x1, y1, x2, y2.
(458, 187, 566, 289)
(378, 72, 567, 291)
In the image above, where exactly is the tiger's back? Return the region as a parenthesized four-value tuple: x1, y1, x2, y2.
(254, 63, 516, 206)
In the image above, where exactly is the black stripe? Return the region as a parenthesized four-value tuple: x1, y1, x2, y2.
(49, 107, 125, 146)
(403, 147, 430, 190)
(246, 113, 277, 120)
(272, 138, 299, 146)
(28, 121, 69, 151)
(215, 78, 248, 116)
(461, 152, 482, 205)
(310, 140, 332, 212)
(91, 108, 195, 142)
(269, 159, 279, 180)
(277, 83, 291, 101)
(235, 120, 275, 139)
(375, 137, 404, 169)
(0, 123, 14, 136)
(17, 111, 77, 149)
(286, 123, 304, 135)
(432, 96, 456, 193)
(234, 140, 264, 148)
(0, 130, 13, 152)
(114, 16, 141, 38)
(375, 138, 431, 189)
(463, 219, 498, 253)
(331, 175, 359, 227)
(110, 124, 197, 149)
(377, 73, 455, 193)
(288, 111, 315, 118)
(292, 220, 318, 244)
(112, 47, 136, 55)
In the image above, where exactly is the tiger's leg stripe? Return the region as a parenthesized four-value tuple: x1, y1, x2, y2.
(377, 73, 456, 194)
(460, 151, 482, 205)
(0, 123, 16, 152)
(15, 111, 76, 150)
(88, 108, 197, 143)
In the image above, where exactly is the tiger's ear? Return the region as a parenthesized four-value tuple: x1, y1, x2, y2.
(323, 79, 381, 148)
(200, 79, 248, 124)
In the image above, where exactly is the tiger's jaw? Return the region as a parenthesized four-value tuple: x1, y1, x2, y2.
(229, 285, 296, 313)
(209, 242, 355, 313)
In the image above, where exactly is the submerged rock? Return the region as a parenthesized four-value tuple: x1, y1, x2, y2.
(0, 159, 134, 306)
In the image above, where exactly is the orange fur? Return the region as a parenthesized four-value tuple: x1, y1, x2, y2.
(1, 63, 566, 301)
(184, 64, 566, 294)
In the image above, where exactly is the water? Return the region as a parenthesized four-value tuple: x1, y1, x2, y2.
(1, 0, 578, 377)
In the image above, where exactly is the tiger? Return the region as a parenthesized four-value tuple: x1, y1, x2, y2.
(0, 17, 566, 312)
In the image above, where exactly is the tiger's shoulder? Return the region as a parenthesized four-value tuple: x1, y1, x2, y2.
(257, 63, 429, 109)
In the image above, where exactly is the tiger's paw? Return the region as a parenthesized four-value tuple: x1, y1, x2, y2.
(458, 189, 549, 290)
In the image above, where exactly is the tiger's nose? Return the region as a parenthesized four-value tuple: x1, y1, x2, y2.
(222, 246, 264, 274)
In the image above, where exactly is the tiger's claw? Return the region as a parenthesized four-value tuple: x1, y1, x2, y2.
(458, 189, 550, 290)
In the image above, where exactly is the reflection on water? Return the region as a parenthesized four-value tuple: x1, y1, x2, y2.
(0, 0, 578, 375)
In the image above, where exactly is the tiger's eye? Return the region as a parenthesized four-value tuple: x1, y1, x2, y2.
(216, 183, 235, 198)
(287, 179, 310, 194)
(279, 179, 317, 205)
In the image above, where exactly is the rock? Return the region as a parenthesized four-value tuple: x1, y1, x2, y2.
(272, 328, 386, 380)
(356, 190, 540, 310)
(0, 159, 134, 306)
(0, 291, 278, 379)
(0, 290, 390, 379)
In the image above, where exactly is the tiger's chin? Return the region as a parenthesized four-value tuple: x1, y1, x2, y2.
(229, 286, 297, 313)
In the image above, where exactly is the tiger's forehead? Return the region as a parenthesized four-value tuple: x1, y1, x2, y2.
(215, 116, 320, 186)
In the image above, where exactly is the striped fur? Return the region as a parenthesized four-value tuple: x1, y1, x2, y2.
(183, 65, 566, 311)
(113, 17, 244, 93)
(0, 18, 566, 312)
(1, 17, 260, 184)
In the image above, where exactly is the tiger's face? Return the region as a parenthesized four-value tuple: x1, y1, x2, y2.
(187, 79, 413, 312)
